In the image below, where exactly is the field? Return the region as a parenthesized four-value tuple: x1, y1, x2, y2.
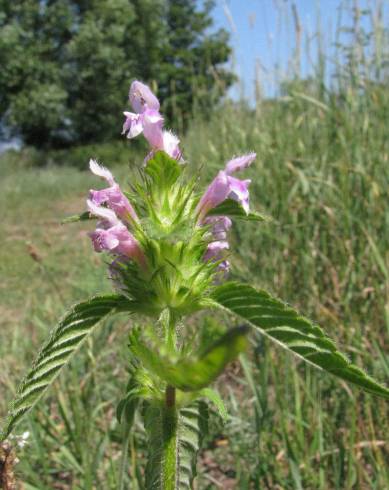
(1, 77, 389, 489)
(2, 3, 389, 486)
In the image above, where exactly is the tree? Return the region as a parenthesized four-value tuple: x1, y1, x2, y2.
(0, 0, 234, 148)
(159, 0, 235, 129)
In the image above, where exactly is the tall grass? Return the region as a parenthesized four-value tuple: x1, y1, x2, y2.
(1, 1, 388, 488)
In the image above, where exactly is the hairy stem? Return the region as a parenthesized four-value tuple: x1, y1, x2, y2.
(162, 386, 178, 489)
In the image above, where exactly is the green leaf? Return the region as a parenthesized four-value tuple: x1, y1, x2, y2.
(1, 294, 131, 441)
(145, 151, 182, 188)
(144, 401, 206, 490)
(200, 387, 228, 421)
(130, 326, 249, 391)
(61, 211, 94, 224)
(212, 282, 389, 400)
(207, 198, 270, 222)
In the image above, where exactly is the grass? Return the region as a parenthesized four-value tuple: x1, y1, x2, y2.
(1, 2, 389, 488)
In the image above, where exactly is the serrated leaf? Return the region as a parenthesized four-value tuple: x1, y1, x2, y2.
(207, 198, 270, 222)
(1, 294, 131, 440)
(144, 402, 205, 490)
(212, 282, 389, 400)
(130, 326, 249, 391)
(145, 150, 182, 188)
(61, 211, 94, 224)
(200, 387, 228, 421)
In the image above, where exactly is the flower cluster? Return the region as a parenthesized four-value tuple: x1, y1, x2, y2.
(196, 153, 256, 275)
(86, 80, 256, 299)
(87, 162, 146, 269)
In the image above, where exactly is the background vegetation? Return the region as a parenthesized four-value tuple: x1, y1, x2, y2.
(1, 0, 389, 488)
(0, 0, 233, 146)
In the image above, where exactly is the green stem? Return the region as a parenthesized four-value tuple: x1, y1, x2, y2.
(118, 420, 132, 490)
(162, 386, 178, 490)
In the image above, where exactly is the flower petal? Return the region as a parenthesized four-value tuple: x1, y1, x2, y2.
(227, 177, 251, 214)
(122, 112, 144, 138)
(87, 199, 119, 225)
(89, 185, 138, 223)
(203, 240, 229, 262)
(89, 159, 115, 185)
(225, 153, 256, 175)
(203, 216, 232, 241)
(197, 171, 230, 219)
(142, 110, 164, 148)
(129, 81, 160, 113)
(161, 131, 181, 160)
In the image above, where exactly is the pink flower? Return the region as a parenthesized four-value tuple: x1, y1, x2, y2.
(129, 81, 160, 114)
(225, 153, 256, 175)
(144, 130, 182, 163)
(203, 241, 230, 277)
(122, 80, 182, 162)
(161, 131, 181, 160)
(89, 160, 139, 223)
(122, 81, 163, 145)
(203, 216, 232, 241)
(196, 171, 231, 220)
(225, 176, 251, 214)
(218, 260, 231, 277)
(89, 224, 142, 261)
(122, 109, 163, 144)
(197, 153, 256, 219)
(87, 200, 146, 268)
(87, 199, 118, 225)
(203, 240, 229, 262)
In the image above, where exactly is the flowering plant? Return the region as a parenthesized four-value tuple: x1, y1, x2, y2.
(1, 81, 388, 489)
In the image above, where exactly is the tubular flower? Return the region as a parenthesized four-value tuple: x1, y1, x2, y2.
(203, 216, 232, 241)
(203, 240, 230, 275)
(122, 81, 182, 161)
(197, 153, 255, 277)
(87, 199, 146, 269)
(129, 81, 160, 113)
(89, 160, 139, 223)
(197, 153, 256, 220)
(224, 153, 256, 174)
(203, 240, 229, 262)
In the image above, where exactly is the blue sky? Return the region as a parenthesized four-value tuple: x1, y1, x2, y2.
(212, 0, 387, 98)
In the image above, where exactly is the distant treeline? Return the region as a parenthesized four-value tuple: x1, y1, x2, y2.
(0, 0, 234, 148)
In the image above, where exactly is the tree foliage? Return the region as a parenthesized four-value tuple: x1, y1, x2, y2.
(0, 0, 233, 148)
